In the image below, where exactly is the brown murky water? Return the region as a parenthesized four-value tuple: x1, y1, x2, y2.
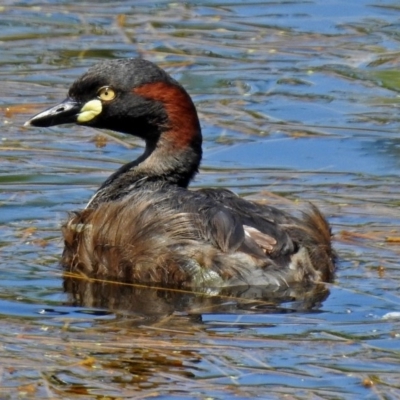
(1, 1, 400, 398)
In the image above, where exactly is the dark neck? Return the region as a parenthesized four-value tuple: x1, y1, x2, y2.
(86, 80, 203, 208)
(86, 129, 202, 208)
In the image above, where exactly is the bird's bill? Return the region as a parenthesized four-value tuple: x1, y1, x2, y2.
(25, 98, 82, 127)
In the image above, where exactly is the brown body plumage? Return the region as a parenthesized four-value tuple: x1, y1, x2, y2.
(26, 59, 335, 290)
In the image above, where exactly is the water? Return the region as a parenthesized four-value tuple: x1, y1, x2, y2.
(1, 0, 400, 398)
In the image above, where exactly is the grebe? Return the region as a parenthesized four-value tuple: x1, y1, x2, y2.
(26, 59, 335, 288)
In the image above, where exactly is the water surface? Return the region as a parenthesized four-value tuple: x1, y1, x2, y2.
(1, 0, 400, 398)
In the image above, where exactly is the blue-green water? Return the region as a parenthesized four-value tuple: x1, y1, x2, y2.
(1, 1, 400, 398)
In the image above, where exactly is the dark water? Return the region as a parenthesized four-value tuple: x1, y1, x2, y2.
(1, 0, 400, 398)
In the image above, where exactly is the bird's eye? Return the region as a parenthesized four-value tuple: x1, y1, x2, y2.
(97, 86, 116, 101)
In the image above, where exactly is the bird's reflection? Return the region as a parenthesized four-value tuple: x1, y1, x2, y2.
(63, 273, 330, 324)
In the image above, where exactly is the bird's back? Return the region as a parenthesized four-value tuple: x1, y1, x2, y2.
(62, 182, 335, 288)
